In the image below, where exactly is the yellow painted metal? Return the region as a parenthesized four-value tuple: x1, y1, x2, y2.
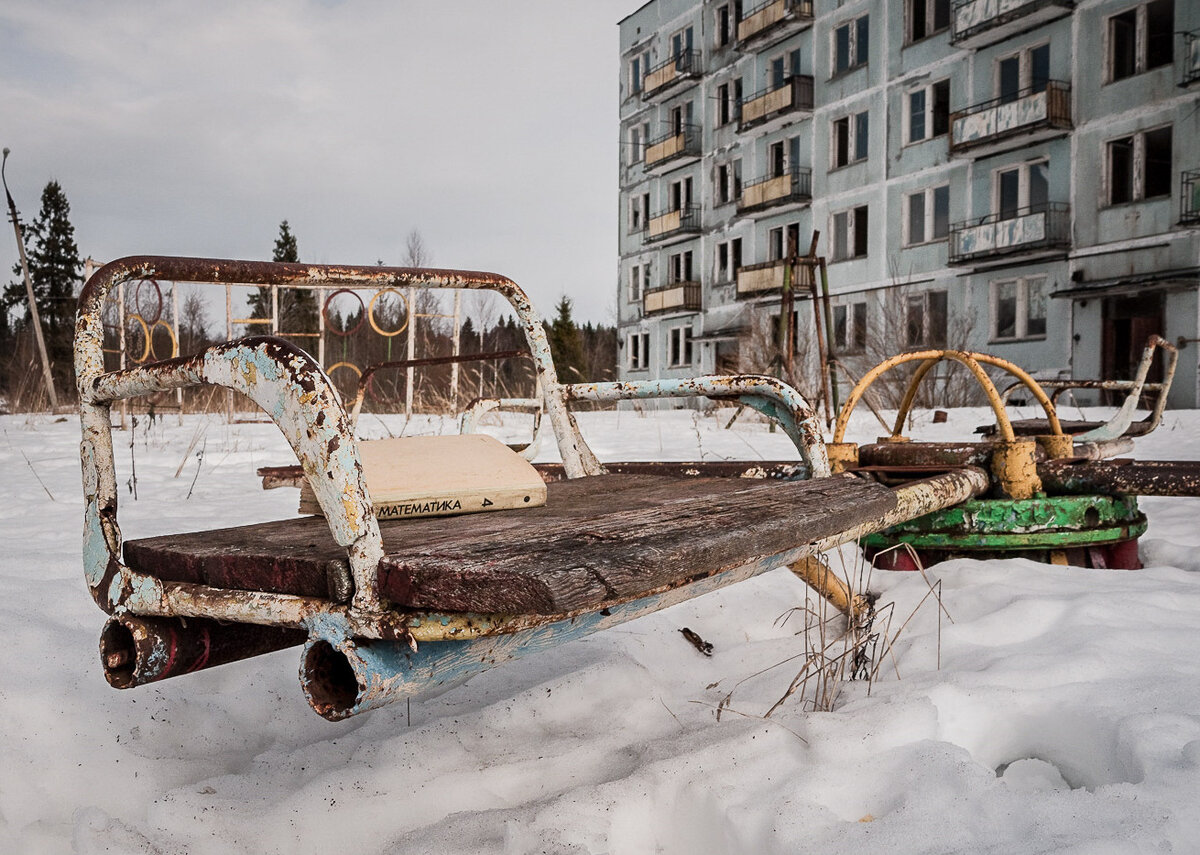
(825, 442, 859, 474)
(991, 439, 1042, 499)
(835, 349, 1067, 450)
(1037, 433, 1074, 459)
(789, 555, 871, 619)
(834, 350, 1016, 443)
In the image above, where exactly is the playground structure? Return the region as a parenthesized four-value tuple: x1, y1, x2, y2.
(74, 257, 1200, 723)
(828, 340, 1200, 571)
(76, 256, 993, 721)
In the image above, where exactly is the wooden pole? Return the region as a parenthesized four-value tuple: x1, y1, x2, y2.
(2, 150, 58, 410)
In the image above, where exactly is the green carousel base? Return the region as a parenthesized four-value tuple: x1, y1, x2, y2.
(863, 494, 1147, 571)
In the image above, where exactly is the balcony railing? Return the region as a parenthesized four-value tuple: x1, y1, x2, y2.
(1184, 31, 1200, 86)
(735, 259, 814, 298)
(643, 50, 702, 99)
(737, 168, 812, 215)
(950, 80, 1071, 155)
(737, 0, 814, 45)
(1182, 171, 1200, 225)
(647, 205, 701, 243)
(739, 75, 814, 131)
(951, 0, 1074, 49)
(948, 202, 1070, 264)
(644, 124, 701, 172)
(643, 281, 702, 315)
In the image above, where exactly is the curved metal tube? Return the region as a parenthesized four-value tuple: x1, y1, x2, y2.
(562, 375, 830, 478)
(835, 350, 1017, 444)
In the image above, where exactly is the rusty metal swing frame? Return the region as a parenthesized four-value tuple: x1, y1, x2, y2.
(77, 257, 989, 720)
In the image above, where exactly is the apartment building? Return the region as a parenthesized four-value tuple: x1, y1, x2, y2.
(617, 0, 1200, 406)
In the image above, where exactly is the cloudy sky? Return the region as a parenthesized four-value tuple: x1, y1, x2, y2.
(0, 0, 637, 324)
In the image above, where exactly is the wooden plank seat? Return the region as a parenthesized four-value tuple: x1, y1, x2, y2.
(124, 473, 897, 616)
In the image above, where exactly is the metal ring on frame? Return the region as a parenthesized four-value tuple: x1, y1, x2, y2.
(133, 278, 163, 325)
(322, 289, 366, 337)
(149, 319, 179, 360)
(125, 314, 153, 364)
(325, 361, 363, 382)
(367, 287, 410, 338)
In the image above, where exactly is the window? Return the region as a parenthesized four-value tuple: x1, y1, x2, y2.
(769, 223, 802, 261)
(832, 111, 869, 167)
(628, 263, 652, 303)
(905, 186, 950, 245)
(790, 47, 803, 77)
(718, 82, 732, 125)
(771, 55, 786, 88)
(628, 331, 650, 370)
(906, 290, 948, 348)
(732, 158, 742, 200)
(906, 0, 950, 43)
(1107, 126, 1173, 205)
(669, 101, 694, 135)
(668, 177, 693, 212)
(733, 78, 744, 123)
(628, 123, 649, 165)
(716, 237, 742, 281)
(630, 192, 649, 232)
(671, 26, 694, 62)
(991, 277, 1047, 340)
(907, 80, 950, 144)
(1108, 0, 1174, 82)
(998, 43, 1050, 101)
(669, 326, 694, 366)
(716, 4, 732, 48)
(833, 302, 867, 352)
(716, 163, 731, 205)
(995, 160, 1049, 218)
(832, 206, 869, 261)
(629, 51, 649, 96)
(833, 15, 869, 76)
(770, 140, 786, 177)
(668, 250, 694, 283)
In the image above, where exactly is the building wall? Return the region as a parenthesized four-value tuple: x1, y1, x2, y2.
(617, 0, 1200, 407)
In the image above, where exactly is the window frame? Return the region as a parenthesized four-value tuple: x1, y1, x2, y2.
(628, 330, 651, 371)
(905, 290, 949, 348)
(904, 185, 951, 246)
(991, 158, 1050, 218)
(831, 110, 869, 169)
(905, 0, 951, 44)
(904, 79, 950, 145)
(832, 301, 868, 353)
(989, 276, 1048, 342)
(668, 325, 694, 367)
(1105, 124, 1173, 206)
(831, 205, 869, 262)
(1106, 0, 1175, 84)
(832, 14, 870, 78)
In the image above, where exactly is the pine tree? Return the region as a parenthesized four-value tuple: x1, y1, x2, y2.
(546, 296, 586, 381)
(248, 220, 318, 344)
(4, 180, 83, 387)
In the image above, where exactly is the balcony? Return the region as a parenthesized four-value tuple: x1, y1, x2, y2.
(737, 0, 814, 48)
(1184, 31, 1200, 87)
(1182, 171, 1200, 226)
(948, 203, 1070, 265)
(950, 0, 1074, 50)
(643, 281, 701, 315)
(737, 168, 812, 217)
(738, 75, 813, 132)
(646, 205, 701, 245)
(644, 124, 701, 173)
(950, 81, 1071, 157)
(736, 259, 814, 298)
(643, 51, 701, 100)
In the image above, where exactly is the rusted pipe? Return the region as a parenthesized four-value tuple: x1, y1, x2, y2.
(100, 614, 306, 688)
(1038, 458, 1200, 497)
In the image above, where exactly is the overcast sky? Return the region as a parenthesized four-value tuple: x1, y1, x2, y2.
(0, 0, 636, 325)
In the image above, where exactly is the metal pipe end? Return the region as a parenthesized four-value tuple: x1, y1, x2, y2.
(302, 640, 361, 720)
(99, 619, 137, 689)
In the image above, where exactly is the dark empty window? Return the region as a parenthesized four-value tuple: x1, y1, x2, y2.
(1144, 126, 1173, 198)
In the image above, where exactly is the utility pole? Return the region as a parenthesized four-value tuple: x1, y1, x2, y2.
(2, 148, 59, 410)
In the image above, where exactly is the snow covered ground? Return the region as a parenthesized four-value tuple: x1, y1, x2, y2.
(3, 403, 1200, 854)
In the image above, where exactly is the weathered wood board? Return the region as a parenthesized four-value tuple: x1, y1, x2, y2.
(125, 474, 897, 616)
